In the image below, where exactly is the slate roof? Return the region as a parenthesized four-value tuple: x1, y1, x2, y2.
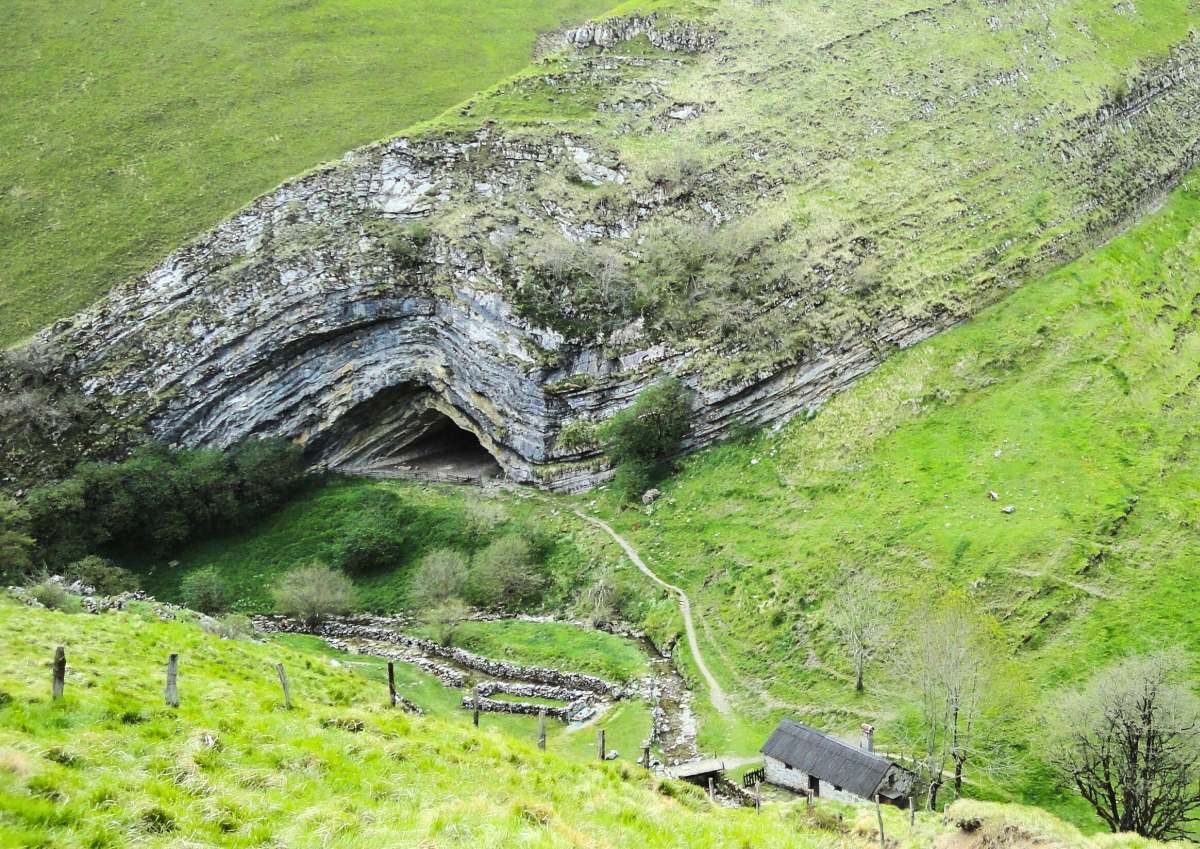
(761, 719, 898, 799)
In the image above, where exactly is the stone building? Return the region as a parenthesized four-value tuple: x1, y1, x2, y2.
(760, 719, 914, 806)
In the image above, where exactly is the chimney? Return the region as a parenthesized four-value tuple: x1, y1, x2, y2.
(861, 723, 875, 753)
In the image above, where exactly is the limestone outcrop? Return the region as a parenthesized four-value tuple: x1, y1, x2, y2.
(40, 12, 1200, 489)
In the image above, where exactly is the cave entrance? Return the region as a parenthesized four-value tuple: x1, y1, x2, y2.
(312, 383, 506, 484)
(387, 412, 503, 483)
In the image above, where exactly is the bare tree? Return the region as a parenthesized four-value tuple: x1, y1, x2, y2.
(1048, 651, 1200, 840)
(827, 572, 894, 692)
(899, 596, 1000, 809)
(579, 568, 621, 625)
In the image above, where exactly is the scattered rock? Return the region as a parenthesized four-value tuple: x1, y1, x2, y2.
(987, 490, 999, 501)
(641, 488, 662, 505)
(1002, 505, 1016, 514)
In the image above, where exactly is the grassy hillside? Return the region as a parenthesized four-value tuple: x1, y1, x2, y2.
(269, 628, 656, 763)
(0, 0, 616, 345)
(0, 595, 860, 848)
(583, 169, 1200, 822)
(133, 477, 626, 613)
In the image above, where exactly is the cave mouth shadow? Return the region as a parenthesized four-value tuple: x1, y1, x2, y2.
(313, 383, 506, 484)
(385, 412, 503, 483)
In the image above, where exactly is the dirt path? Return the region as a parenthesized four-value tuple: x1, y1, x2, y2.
(574, 510, 732, 716)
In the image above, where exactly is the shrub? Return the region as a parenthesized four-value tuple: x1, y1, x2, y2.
(333, 524, 406, 576)
(180, 567, 229, 615)
(24, 438, 306, 569)
(610, 460, 656, 502)
(600, 379, 690, 500)
(469, 535, 546, 610)
(28, 578, 73, 612)
(463, 500, 507, 546)
(63, 555, 138, 595)
(411, 548, 469, 607)
(383, 222, 431, 269)
(0, 497, 34, 586)
(272, 562, 356, 625)
(556, 420, 598, 453)
(425, 597, 470, 646)
(600, 378, 691, 467)
(201, 613, 254, 640)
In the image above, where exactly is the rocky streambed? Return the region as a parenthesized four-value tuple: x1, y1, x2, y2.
(253, 614, 699, 765)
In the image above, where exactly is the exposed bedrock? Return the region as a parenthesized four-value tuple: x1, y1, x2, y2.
(47, 124, 936, 489)
(41, 20, 1200, 491)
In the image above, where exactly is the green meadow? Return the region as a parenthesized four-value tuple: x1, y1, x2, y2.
(0, 597, 842, 848)
(0, 0, 616, 345)
(583, 170, 1200, 824)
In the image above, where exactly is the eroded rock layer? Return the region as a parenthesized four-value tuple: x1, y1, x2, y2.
(46, 4, 1200, 489)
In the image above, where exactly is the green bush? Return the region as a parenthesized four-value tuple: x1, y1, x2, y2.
(180, 567, 229, 615)
(425, 597, 470, 646)
(600, 378, 690, 466)
(201, 613, 254, 640)
(25, 438, 306, 568)
(28, 578, 74, 612)
(0, 497, 34, 586)
(63, 555, 139, 595)
(556, 419, 598, 453)
(333, 524, 407, 576)
(383, 222, 431, 270)
(272, 562, 356, 625)
(610, 460, 657, 502)
(598, 378, 691, 500)
(411, 548, 469, 608)
(469, 535, 546, 610)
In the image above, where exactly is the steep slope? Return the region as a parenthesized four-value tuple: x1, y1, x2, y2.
(0, 0, 619, 345)
(43, 0, 1200, 488)
(0, 596, 836, 848)
(585, 169, 1200, 815)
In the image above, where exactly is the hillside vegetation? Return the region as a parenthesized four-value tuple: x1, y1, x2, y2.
(586, 169, 1200, 822)
(0, 0, 616, 345)
(0, 595, 849, 848)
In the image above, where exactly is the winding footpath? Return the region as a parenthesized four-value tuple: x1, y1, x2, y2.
(574, 510, 732, 716)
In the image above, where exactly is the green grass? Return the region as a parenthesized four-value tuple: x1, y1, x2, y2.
(0, 0, 619, 345)
(416, 619, 651, 684)
(268, 632, 654, 760)
(0, 597, 813, 847)
(576, 169, 1200, 827)
(131, 476, 613, 613)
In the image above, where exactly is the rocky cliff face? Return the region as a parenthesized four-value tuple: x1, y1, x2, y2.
(44, 7, 1200, 490)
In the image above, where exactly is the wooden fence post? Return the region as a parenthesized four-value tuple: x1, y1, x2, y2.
(164, 653, 180, 708)
(909, 795, 916, 828)
(472, 704, 480, 727)
(755, 780, 762, 813)
(275, 663, 292, 710)
(538, 709, 546, 750)
(51, 646, 65, 701)
(642, 741, 651, 769)
(597, 728, 605, 761)
(875, 795, 886, 849)
(387, 662, 397, 708)
(707, 776, 714, 800)
(806, 789, 814, 812)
